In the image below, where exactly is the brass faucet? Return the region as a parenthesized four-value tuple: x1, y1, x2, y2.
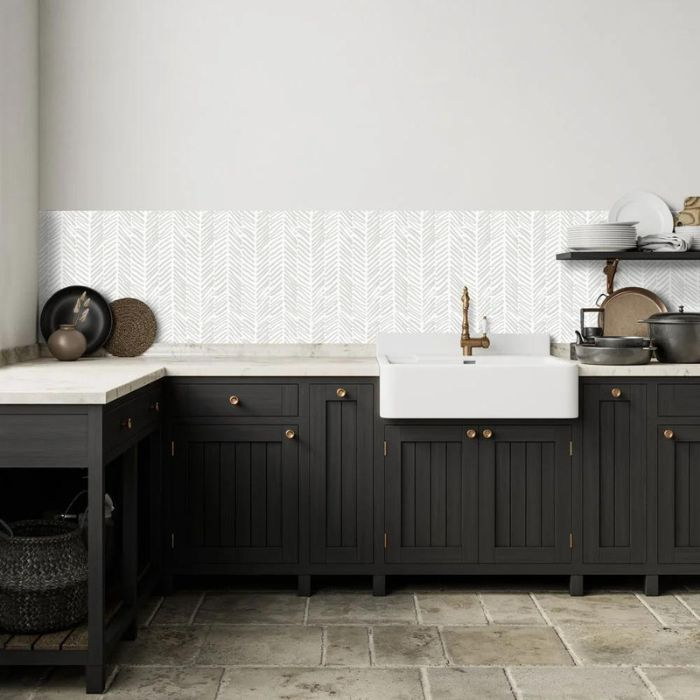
(460, 286, 490, 356)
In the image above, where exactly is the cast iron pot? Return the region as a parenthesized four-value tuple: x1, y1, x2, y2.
(640, 310, 700, 363)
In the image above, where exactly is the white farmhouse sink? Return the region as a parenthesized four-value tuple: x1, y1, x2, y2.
(377, 333, 578, 419)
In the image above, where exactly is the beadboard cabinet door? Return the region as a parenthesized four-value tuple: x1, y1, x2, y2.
(582, 384, 646, 564)
(658, 424, 700, 564)
(172, 424, 299, 565)
(478, 425, 572, 563)
(384, 426, 478, 564)
(309, 384, 374, 564)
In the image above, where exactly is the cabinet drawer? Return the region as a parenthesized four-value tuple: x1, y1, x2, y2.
(658, 384, 700, 416)
(173, 383, 299, 417)
(104, 384, 162, 456)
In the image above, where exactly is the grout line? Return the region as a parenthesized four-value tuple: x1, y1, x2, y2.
(503, 666, 522, 700)
(142, 596, 164, 627)
(104, 665, 120, 693)
(303, 597, 310, 625)
(414, 594, 423, 625)
(476, 592, 495, 624)
(634, 667, 664, 700)
(188, 592, 207, 625)
(529, 593, 554, 626)
(320, 627, 327, 666)
(551, 625, 583, 666)
(674, 594, 700, 622)
(436, 626, 451, 666)
(212, 666, 226, 700)
(635, 594, 668, 628)
(368, 626, 376, 666)
(419, 667, 432, 700)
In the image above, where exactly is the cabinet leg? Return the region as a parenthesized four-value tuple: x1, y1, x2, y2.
(569, 575, 584, 597)
(85, 665, 106, 694)
(298, 575, 311, 597)
(644, 575, 660, 597)
(373, 575, 387, 597)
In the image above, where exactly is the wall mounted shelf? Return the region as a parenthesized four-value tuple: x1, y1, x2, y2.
(556, 251, 700, 260)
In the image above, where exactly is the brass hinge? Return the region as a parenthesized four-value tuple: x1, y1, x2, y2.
(171, 533, 175, 549)
(383, 440, 387, 457)
(384, 532, 388, 549)
(171, 440, 175, 457)
(569, 532, 574, 550)
(569, 441, 573, 457)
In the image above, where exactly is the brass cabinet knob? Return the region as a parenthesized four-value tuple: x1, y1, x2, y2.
(150, 401, 160, 412)
(336, 387, 347, 398)
(466, 429, 477, 439)
(611, 387, 622, 398)
(285, 429, 296, 440)
(229, 395, 240, 406)
(482, 428, 493, 440)
(664, 429, 675, 440)
(121, 417, 133, 430)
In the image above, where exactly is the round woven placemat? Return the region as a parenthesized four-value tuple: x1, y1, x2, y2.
(104, 298, 157, 357)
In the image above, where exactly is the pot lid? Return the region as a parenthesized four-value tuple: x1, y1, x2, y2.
(640, 311, 700, 324)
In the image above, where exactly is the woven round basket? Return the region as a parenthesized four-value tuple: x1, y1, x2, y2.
(104, 298, 157, 357)
(0, 520, 88, 634)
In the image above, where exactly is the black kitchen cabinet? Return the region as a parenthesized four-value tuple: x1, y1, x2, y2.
(384, 426, 478, 563)
(478, 425, 572, 563)
(658, 424, 700, 564)
(582, 383, 646, 564)
(309, 384, 374, 564)
(171, 423, 299, 566)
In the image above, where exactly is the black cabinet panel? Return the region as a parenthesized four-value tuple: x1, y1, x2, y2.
(582, 384, 646, 564)
(479, 426, 571, 563)
(658, 384, 700, 417)
(659, 424, 700, 563)
(172, 383, 299, 417)
(385, 426, 478, 563)
(310, 384, 374, 564)
(172, 424, 298, 564)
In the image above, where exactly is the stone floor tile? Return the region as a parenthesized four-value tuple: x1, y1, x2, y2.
(442, 626, 573, 666)
(535, 593, 658, 626)
(115, 626, 208, 666)
(642, 666, 700, 700)
(197, 625, 322, 665)
(194, 592, 306, 624)
(307, 593, 417, 624)
(510, 666, 650, 699)
(416, 593, 488, 625)
(674, 592, 700, 619)
(640, 594, 700, 626)
(371, 625, 446, 666)
(480, 593, 547, 624)
(150, 592, 202, 625)
(427, 667, 513, 699)
(325, 625, 370, 666)
(559, 624, 700, 665)
(35, 666, 222, 700)
(218, 667, 424, 700)
(0, 666, 47, 699)
(32, 667, 116, 699)
(137, 596, 163, 627)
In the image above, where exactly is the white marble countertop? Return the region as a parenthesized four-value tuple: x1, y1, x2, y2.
(2, 345, 700, 404)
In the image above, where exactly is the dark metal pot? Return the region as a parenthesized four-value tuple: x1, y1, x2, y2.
(640, 311, 700, 363)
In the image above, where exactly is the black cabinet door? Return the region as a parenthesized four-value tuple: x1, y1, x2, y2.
(658, 424, 700, 564)
(172, 424, 299, 565)
(479, 425, 571, 563)
(582, 384, 646, 564)
(309, 384, 374, 564)
(384, 426, 478, 563)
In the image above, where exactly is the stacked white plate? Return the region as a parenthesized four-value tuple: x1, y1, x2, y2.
(566, 222, 638, 252)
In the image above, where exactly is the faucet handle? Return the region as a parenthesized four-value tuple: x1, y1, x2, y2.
(480, 316, 489, 336)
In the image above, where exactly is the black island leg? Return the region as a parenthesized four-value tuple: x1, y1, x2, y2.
(569, 575, 584, 597)
(644, 575, 660, 597)
(373, 575, 386, 597)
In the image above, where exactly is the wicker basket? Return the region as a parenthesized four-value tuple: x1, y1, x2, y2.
(0, 519, 88, 634)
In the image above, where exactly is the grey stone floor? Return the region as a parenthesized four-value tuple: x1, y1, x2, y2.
(5, 580, 700, 698)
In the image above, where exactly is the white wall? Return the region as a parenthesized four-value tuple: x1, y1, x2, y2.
(39, 0, 700, 212)
(0, 0, 39, 351)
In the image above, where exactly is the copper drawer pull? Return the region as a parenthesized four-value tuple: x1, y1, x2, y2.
(285, 429, 296, 440)
(664, 429, 674, 440)
(466, 429, 477, 439)
(482, 428, 493, 439)
(336, 387, 347, 398)
(150, 401, 160, 412)
(611, 387, 622, 398)
(121, 417, 133, 430)
(229, 395, 240, 406)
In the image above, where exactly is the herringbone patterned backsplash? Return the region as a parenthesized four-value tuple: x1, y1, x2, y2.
(39, 211, 700, 344)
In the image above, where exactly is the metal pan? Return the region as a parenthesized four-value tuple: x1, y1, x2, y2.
(574, 344, 655, 365)
(591, 335, 650, 348)
(596, 288, 667, 337)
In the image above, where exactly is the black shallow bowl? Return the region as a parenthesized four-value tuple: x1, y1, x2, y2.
(40, 286, 113, 355)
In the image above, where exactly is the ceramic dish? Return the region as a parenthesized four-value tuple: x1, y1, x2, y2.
(608, 191, 673, 236)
